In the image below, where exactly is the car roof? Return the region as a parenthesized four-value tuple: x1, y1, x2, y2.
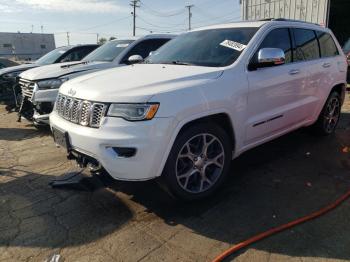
(194, 19, 329, 32)
(109, 34, 176, 43)
(54, 44, 99, 50)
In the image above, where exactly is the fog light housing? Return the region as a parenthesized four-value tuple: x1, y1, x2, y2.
(111, 147, 136, 158)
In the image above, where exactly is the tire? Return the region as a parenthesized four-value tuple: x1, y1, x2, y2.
(311, 91, 342, 136)
(160, 122, 232, 201)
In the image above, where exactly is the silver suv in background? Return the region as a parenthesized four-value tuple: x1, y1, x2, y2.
(18, 34, 174, 125)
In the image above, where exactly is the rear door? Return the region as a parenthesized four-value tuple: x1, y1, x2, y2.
(245, 27, 307, 144)
(314, 31, 346, 115)
(290, 28, 322, 121)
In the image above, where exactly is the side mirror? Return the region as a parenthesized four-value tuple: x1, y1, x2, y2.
(257, 48, 285, 67)
(127, 55, 143, 64)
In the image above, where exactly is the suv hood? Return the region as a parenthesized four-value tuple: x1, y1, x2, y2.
(20, 61, 112, 80)
(0, 63, 37, 76)
(60, 64, 224, 103)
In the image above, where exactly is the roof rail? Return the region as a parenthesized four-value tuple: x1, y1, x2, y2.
(271, 18, 320, 26)
(258, 18, 274, 21)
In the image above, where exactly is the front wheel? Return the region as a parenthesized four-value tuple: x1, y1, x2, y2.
(312, 91, 342, 135)
(160, 123, 232, 201)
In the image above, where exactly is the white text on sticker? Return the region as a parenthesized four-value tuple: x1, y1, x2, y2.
(220, 40, 247, 52)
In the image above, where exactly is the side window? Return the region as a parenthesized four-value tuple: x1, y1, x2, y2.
(75, 46, 98, 60)
(58, 50, 77, 62)
(254, 28, 292, 64)
(59, 48, 92, 62)
(123, 39, 170, 62)
(293, 29, 320, 62)
(316, 31, 339, 58)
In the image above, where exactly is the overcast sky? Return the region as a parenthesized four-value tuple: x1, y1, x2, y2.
(0, 0, 241, 46)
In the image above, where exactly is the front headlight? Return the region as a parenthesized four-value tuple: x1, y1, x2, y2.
(37, 78, 68, 90)
(107, 103, 159, 121)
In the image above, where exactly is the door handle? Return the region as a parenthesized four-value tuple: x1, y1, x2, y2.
(289, 69, 300, 75)
(322, 62, 331, 68)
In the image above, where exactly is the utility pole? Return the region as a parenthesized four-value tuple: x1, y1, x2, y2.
(130, 0, 140, 36)
(186, 5, 194, 31)
(96, 33, 99, 44)
(66, 32, 70, 46)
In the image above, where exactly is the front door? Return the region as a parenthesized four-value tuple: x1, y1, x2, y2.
(245, 27, 307, 145)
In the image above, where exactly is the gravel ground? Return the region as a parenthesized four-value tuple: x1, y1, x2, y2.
(0, 93, 349, 262)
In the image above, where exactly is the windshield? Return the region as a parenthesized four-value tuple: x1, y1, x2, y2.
(83, 40, 134, 62)
(36, 46, 71, 65)
(145, 27, 258, 67)
(343, 38, 350, 53)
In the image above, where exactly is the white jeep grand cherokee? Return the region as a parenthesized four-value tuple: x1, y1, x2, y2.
(50, 19, 348, 200)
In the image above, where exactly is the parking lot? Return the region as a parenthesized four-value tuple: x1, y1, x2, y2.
(0, 93, 348, 261)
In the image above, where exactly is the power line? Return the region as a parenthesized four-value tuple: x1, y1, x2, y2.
(137, 15, 186, 30)
(139, 1, 185, 17)
(77, 16, 131, 32)
(192, 12, 241, 26)
(136, 26, 185, 34)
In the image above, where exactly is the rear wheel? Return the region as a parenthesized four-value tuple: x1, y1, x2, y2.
(312, 91, 341, 135)
(161, 123, 232, 201)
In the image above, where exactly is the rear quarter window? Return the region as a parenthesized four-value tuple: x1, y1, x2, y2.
(316, 31, 339, 58)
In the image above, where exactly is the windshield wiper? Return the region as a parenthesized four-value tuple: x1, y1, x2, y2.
(170, 61, 194, 66)
(61, 61, 89, 69)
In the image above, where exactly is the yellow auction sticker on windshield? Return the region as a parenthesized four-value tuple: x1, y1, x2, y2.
(220, 40, 247, 52)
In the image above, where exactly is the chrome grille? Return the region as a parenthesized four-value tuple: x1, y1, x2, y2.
(55, 94, 107, 128)
(79, 101, 91, 126)
(90, 103, 106, 127)
(19, 78, 36, 100)
(70, 100, 81, 123)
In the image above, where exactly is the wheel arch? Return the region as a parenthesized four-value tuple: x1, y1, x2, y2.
(330, 82, 347, 105)
(156, 110, 237, 178)
(176, 113, 236, 149)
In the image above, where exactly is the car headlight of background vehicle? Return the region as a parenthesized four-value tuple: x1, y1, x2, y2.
(107, 103, 159, 121)
(37, 78, 69, 90)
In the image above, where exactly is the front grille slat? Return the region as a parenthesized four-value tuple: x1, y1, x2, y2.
(55, 93, 106, 128)
(19, 78, 36, 100)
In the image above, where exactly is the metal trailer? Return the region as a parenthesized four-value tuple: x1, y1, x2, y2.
(240, 0, 350, 46)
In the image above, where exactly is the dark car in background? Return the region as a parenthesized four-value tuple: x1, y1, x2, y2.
(0, 58, 18, 69)
(0, 44, 99, 104)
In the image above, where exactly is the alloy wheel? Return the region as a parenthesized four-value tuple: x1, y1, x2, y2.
(323, 96, 340, 133)
(175, 133, 225, 194)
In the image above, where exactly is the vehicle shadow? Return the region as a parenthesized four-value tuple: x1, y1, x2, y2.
(0, 166, 133, 251)
(0, 127, 51, 141)
(108, 112, 350, 260)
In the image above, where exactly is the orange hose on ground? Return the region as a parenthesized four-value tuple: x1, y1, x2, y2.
(212, 190, 350, 262)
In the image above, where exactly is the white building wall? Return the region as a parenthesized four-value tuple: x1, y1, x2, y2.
(0, 33, 56, 61)
(241, 0, 330, 26)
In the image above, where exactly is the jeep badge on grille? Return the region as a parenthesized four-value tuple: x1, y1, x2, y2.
(68, 88, 76, 96)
